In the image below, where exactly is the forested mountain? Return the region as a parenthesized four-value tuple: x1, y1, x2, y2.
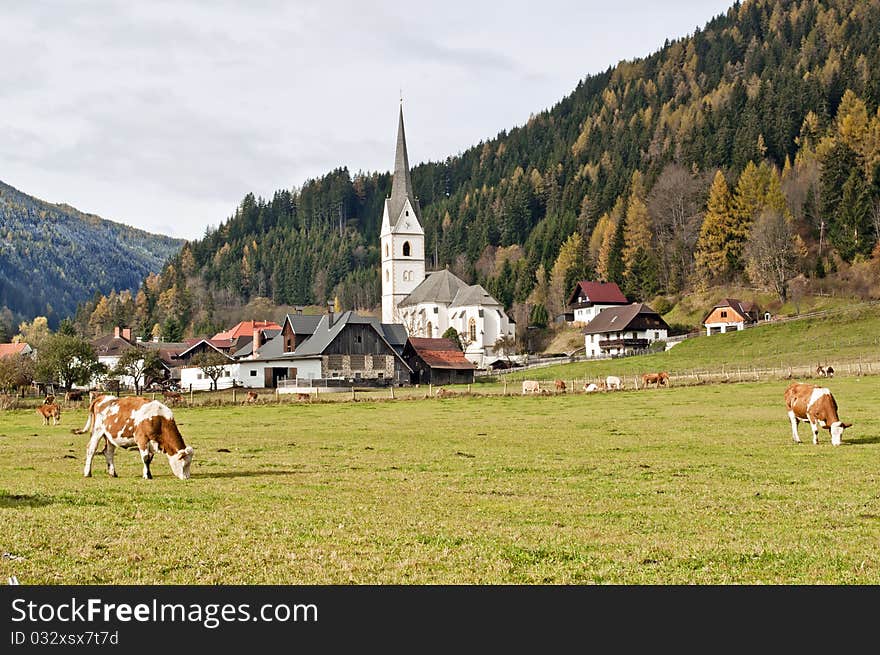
(0, 180, 183, 330)
(78, 0, 880, 342)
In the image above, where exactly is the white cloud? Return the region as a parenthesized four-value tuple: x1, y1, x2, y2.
(0, 0, 733, 240)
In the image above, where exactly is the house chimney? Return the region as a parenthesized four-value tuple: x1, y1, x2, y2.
(327, 303, 335, 328)
(114, 326, 121, 339)
(122, 327, 132, 342)
(253, 326, 262, 356)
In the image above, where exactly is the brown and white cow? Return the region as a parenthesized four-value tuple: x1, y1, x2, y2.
(75, 394, 194, 479)
(784, 382, 852, 446)
(243, 390, 259, 404)
(36, 402, 61, 426)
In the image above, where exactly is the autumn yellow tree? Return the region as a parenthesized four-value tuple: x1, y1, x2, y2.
(694, 170, 737, 285)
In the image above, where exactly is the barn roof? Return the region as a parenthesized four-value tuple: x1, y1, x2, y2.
(567, 281, 629, 306)
(703, 298, 760, 324)
(582, 303, 669, 335)
(404, 338, 476, 370)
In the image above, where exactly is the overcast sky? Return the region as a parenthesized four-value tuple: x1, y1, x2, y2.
(2, 1, 734, 241)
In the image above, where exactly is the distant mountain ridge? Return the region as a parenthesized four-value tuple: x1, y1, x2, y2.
(0, 180, 184, 327)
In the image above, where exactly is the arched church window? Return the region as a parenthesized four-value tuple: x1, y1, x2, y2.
(385, 269, 389, 282)
(426, 321, 433, 338)
(385, 244, 389, 257)
(468, 318, 477, 343)
(403, 241, 411, 257)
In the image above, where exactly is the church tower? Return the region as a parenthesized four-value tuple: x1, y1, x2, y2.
(381, 104, 425, 324)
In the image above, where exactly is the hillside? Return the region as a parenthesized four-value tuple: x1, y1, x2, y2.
(0, 180, 183, 328)
(501, 302, 880, 381)
(80, 0, 880, 341)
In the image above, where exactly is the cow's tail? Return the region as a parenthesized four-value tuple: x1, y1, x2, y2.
(71, 395, 99, 435)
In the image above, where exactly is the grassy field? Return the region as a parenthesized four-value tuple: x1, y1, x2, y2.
(2, 375, 879, 584)
(502, 303, 880, 383)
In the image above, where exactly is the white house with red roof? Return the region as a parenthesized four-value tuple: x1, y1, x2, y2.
(567, 281, 630, 324)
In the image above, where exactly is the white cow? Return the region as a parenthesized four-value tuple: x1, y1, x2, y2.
(75, 394, 194, 479)
(605, 375, 622, 390)
(521, 380, 541, 394)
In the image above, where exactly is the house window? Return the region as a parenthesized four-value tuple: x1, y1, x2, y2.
(403, 241, 411, 257)
(721, 310, 728, 318)
(250, 370, 257, 377)
(654, 332, 660, 340)
(468, 318, 477, 343)
(355, 372, 362, 379)
(355, 334, 362, 344)
(377, 372, 384, 378)
(427, 321, 433, 338)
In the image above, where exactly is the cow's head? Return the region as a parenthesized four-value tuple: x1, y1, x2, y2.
(167, 446, 194, 479)
(827, 421, 852, 446)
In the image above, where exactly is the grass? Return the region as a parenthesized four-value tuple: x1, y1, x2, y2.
(2, 376, 879, 584)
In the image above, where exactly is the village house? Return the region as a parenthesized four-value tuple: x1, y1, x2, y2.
(582, 303, 669, 358)
(0, 342, 34, 359)
(402, 337, 476, 385)
(702, 298, 760, 335)
(567, 281, 630, 324)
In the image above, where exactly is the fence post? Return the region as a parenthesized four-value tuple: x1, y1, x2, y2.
(429, 383, 432, 397)
(503, 380, 508, 396)
(467, 383, 471, 394)
(189, 384, 193, 404)
(232, 388, 236, 404)
(351, 386, 356, 401)
(390, 385, 395, 399)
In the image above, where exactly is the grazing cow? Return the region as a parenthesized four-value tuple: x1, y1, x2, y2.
(554, 379, 567, 393)
(641, 372, 661, 388)
(296, 393, 311, 401)
(583, 383, 599, 393)
(75, 394, 194, 479)
(606, 375, 622, 390)
(36, 402, 61, 426)
(521, 380, 541, 395)
(65, 390, 84, 403)
(816, 364, 827, 378)
(435, 387, 456, 398)
(825, 366, 834, 378)
(784, 382, 852, 446)
(162, 390, 183, 405)
(244, 391, 259, 404)
(44, 394, 55, 405)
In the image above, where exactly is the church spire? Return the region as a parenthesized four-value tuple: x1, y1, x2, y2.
(388, 103, 420, 225)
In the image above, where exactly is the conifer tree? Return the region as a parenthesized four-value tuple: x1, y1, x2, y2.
(695, 171, 736, 285)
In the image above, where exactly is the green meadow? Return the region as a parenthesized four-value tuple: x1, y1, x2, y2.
(2, 376, 879, 584)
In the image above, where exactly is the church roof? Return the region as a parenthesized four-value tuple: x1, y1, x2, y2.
(398, 269, 467, 307)
(450, 284, 501, 308)
(386, 105, 421, 227)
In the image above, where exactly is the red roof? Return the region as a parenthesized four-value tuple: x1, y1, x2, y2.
(406, 338, 476, 370)
(212, 320, 281, 340)
(0, 343, 30, 358)
(568, 281, 628, 305)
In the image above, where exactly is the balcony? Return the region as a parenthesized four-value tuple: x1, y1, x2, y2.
(598, 338, 649, 351)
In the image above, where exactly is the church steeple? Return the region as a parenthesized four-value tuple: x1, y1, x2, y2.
(388, 104, 420, 226)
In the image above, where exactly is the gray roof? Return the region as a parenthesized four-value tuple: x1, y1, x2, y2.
(386, 105, 421, 226)
(398, 269, 467, 307)
(380, 323, 408, 347)
(283, 313, 322, 335)
(232, 329, 282, 358)
(450, 284, 501, 308)
(582, 303, 669, 335)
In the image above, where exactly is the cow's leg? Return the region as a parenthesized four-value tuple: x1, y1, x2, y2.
(809, 419, 819, 445)
(139, 447, 154, 479)
(788, 411, 801, 443)
(104, 441, 118, 477)
(83, 432, 103, 477)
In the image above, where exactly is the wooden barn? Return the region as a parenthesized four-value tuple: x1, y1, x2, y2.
(703, 298, 760, 335)
(403, 337, 476, 385)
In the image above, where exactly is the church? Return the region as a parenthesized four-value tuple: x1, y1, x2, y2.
(380, 106, 516, 368)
